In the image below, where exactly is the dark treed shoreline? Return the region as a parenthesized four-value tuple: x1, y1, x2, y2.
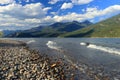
(0, 39, 77, 80)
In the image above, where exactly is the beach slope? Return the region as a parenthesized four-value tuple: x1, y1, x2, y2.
(0, 39, 75, 80)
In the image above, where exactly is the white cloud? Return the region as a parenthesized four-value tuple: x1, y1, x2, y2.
(43, 7, 52, 11)
(101, 5, 120, 15)
(47, 5, 120, 23)
(18, 0, 31, 3)
(86, 7, 97, 12)
(71, 0, 93, 5)
(60, 0, 93, 9)
(0, 3, 52, 30)
(0, 0, 31, 4)
(0, 0, 14, 4)
(61, 3, 73, 9)
(0, 4, 120, 30)
(25, 0, 30, 2)
(48, 0, 59, 4)
(50, 12, 57, 15)
(84, 5, 120, 18)
(54, 5, 120, 22)
(0, 3, 47, 19)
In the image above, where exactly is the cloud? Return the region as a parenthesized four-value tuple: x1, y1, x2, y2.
(31, 5, 120, 23)
(100, 5, 120, 15)
(43, 7, 52, 11)
(84, 5, 120, 18)
(71, 0, 93, 5)
(61, 0, 93, 9)
(48, 0, 59, 4)
(0, 0, 31, 4)
(61, 3, 73, 9)
(54, 5, 120, 22)
(0, 3, 51, 30)
(50, 12, 57, 15)
(18, 0, 32, 3)
(0, 3, 48, 19)
(25, 0, 30, 2)
(0, 0, 14, 4)
(86, 7, 97, 12)
(0, 4, 120, 30)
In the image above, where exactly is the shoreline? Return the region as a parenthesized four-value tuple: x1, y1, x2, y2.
(1, 39, 118, 80)
(0, 39, 77, 80)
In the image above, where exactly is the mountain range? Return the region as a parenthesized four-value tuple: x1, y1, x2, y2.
(5, 20, 92, 37)
(3, 14, 120, 38)
(60, 14, 120, 37)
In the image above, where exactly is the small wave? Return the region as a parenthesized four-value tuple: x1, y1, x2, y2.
(87, 44, 120, 55)
(47, 41, 84, 74)
(80, 42, 89, 46)
(80, 42, 86, 46)
(46, 41, 61, 50)
(27, 40, 36, 44)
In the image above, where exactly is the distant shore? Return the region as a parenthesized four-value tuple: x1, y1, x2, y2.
(0, 39, 76, 80)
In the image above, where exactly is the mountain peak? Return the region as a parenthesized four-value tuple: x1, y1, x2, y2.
(82, 20, 92, 25)
(50, 22, 63, 26)
(60, 14, 120, 37)
(72, 21, 79, 23)
(6, 20, 92, 37)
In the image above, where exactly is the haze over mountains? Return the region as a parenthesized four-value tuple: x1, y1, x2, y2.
(5, 20, 92, 37)
(60, 14, 120, 37)
(3, 14, 120, 38)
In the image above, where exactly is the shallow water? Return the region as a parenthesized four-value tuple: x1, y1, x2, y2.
(4, 38, 120, 72)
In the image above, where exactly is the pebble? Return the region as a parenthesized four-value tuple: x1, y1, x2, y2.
(0, 40, 75, 80)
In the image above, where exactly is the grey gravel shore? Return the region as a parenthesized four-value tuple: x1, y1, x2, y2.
(0, 40, 76, 80)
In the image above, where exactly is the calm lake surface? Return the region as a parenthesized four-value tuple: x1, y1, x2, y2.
(4, 38, 120, 72)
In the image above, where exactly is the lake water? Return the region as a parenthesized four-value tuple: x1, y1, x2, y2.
(5, 38, 120, 75)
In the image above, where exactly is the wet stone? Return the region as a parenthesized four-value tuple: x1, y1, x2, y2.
(0, 40, 77, 80)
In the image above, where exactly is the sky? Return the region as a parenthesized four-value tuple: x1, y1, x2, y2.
(0, 0, 120, 30)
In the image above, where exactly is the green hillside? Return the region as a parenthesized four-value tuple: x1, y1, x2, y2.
(7, 21, 92, 37)
(60, 14, 120, 37)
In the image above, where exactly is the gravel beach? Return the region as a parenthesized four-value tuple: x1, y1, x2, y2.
(0, 40, 76, 80)
(1, 39, 119, 80)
